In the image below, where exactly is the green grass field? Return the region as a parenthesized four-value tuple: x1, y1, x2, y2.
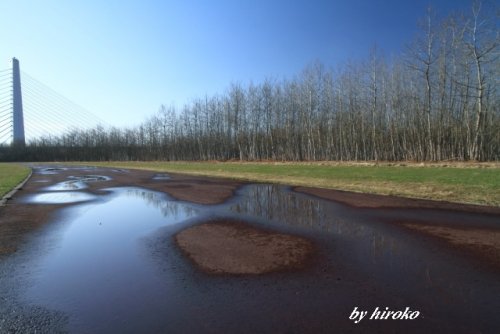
(80, 161, 500, 206)
(0, 163, 31, 198)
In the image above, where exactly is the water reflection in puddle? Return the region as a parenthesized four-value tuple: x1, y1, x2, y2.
(32, 166, 101, 175)
(152, 174, 170, 180)
(35, 169, 61, 175)
(44, 175, 111, 191)
(23, 188, 197, 332)
(26, 192, 97, 204)
(16, 183, 500, 333)
(68, 175, 112, 182)
(45, 181, 88, 191)
(111, 169, 129, 173)
(231, 184, 370, 235)
(230, 185, 492, 301)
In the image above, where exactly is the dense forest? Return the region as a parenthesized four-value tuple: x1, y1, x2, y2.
(2, 2, 499, 162)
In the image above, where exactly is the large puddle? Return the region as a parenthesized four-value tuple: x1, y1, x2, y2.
(229, 185, 495, 291)
(22, 188, 197, 332)
(4, 179, 500, 332)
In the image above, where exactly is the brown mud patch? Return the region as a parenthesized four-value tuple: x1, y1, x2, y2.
(403, 224, 500, 268)
(0, 200, 69, 256)
(175, 220, 314, 274)
(154, 176, 242, 205)
(295, 186, 500, 214)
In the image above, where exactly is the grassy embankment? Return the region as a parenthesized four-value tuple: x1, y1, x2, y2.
(0, 163, 31, 198)
(81, 161, 500, 206)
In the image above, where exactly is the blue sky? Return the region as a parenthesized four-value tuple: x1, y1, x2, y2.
(0, 0, 474, 127)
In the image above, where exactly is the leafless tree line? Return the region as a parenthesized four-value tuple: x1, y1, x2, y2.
(2, 2, 499, 162)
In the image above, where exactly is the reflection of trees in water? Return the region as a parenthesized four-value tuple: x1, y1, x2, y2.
(231, 185, 407, 266)
(232, 184, 361, 235)
(125, 189, 197, 218)
(232, 185, 481, 300)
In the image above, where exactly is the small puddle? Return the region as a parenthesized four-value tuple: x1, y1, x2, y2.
(68, 175, 112, 182)
(44, 175, 111, 191)
(42, 167, 66, 172)
(35, 168, 62, 175)
(152, 174, 170, 180)
(25, 192, 97, 204)
(45, 181, 88, 191)
(111, 169, 129, 173)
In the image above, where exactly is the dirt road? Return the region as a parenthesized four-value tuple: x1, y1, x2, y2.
(0, 165, 499, 333)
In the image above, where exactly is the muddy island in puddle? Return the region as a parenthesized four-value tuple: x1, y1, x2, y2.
(0, 165, 499, 333)
(176, 219, 314, 275)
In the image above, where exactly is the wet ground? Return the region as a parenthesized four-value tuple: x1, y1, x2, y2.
(0, 165, 499, 333)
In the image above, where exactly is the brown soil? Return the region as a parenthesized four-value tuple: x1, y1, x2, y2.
(0, 203, 58, 255)
(403, 224, 500, 267)
(294, 186, 500, 270)
(175, 219, 314, 274)
(295, 186, 500, 214)
(142, 174, 243, 205)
